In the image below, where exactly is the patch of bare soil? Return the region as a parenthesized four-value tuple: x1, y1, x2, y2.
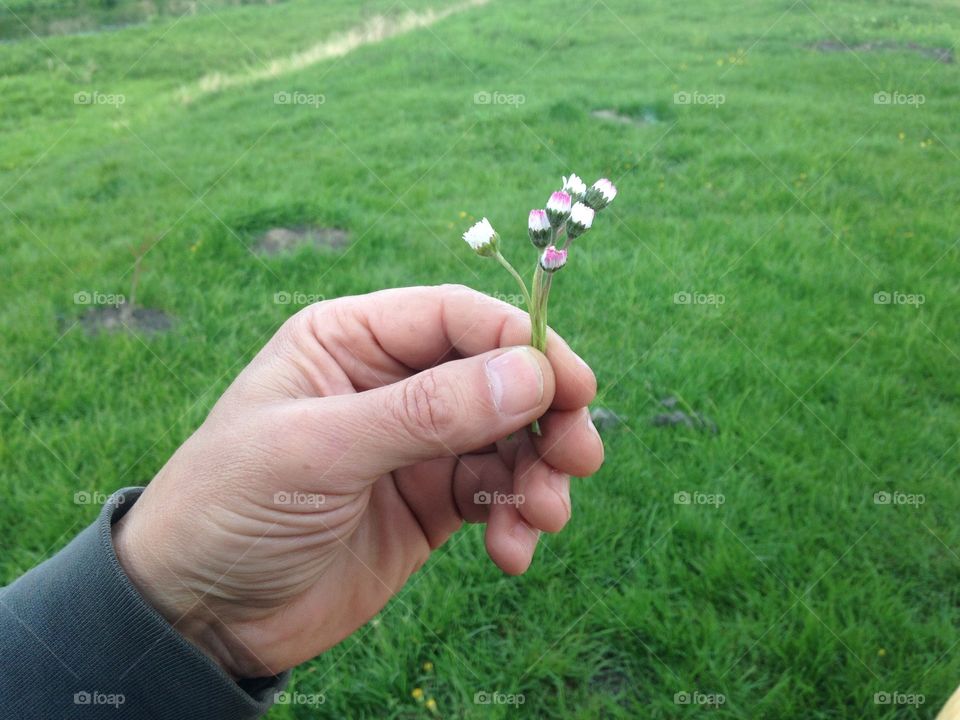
(255, 226, 350, 255)
(811, 40, 953, 64)
(651, 396, 718, 434)
(81, 306, 173, 335)
(590, 407, 624, 432)
(591, 109, 658, 126)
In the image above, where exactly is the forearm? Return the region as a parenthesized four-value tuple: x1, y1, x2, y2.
(0, 489, 288, 720)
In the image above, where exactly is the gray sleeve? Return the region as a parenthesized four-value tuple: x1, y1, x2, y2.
(0, 488, 290, 719)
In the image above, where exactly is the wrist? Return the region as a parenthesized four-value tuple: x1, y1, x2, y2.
(111, 508, 256, 680)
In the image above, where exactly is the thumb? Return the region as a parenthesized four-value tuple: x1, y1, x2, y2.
(302, 346, 555, 480)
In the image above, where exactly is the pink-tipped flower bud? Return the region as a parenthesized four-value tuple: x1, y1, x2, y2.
(567, 202, 595, 239)
(539, 244, 568, 273)
(584, 178, 618, 210)
(546, 191, 572, 229)
(462, 217, 499, 257)
(528, 209, 552, 248)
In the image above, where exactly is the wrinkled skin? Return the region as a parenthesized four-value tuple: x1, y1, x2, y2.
(113, 285, 604, 678)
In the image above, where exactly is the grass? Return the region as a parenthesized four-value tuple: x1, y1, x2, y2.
(2, 0, 959, 717)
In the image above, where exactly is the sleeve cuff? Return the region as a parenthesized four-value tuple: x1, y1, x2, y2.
(0, 487, 289, 720)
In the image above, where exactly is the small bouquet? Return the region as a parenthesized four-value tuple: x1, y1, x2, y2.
(463, 174, 618, 433)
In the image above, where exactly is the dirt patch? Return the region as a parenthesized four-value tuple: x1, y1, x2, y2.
(590, 406, 624, 432)
(590, 666, 632, 698)
(591, 108, 658, 126)
(811, 40, 953, 64)
(255, 226, 350, 255)
(651, 396, 718, 434)
(81, 306, 173, 335)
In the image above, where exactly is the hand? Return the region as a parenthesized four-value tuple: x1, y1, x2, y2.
(112, 285, 603, 678)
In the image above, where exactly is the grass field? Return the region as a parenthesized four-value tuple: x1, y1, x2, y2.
(2, 0, 960, 717)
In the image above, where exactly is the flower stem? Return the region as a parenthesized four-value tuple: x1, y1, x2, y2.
(495, 251, 543, 435)
(494, 252, 532, 310)
(528, 264, 553, 435)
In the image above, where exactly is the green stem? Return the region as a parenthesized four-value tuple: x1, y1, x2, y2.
(494, 252, 532, 310)
(528, 264, 552, 435)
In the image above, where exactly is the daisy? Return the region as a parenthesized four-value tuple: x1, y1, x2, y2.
(546, 191, 572, 229)
(539, 245, 568, 272)
(567, 202, 595, 239)
(462, 217, 499, 256)
(528, 209, 551, 247)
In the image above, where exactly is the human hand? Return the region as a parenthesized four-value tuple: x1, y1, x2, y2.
(112, 285, 603, 678)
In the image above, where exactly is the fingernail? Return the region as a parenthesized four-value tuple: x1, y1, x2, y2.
(586, 409, 604, 462)
(585, 409, 600, 440)
(486, 347, 544, 416)
(572, 349, 591, 371)
(548, 471, 571, 515)
(511, 520, 540, 544)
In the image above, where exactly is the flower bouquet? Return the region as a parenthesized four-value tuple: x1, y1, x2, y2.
(463, 174, 618, 433)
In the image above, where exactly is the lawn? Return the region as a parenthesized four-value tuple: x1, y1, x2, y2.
(1, 0, 959, 717)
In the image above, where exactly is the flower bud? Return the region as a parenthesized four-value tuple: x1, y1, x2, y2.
(462, 217, 499, 257)
(562, 173, 587, 201)
(539, 244, 568, 273)
(584, 178, 617, 210)
(566, 202, 595, 239)
(546, 191, 572, 229)
(528, 209, 551, 248)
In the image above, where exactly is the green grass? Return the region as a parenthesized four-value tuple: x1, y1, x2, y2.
(2, 0, 960, 717)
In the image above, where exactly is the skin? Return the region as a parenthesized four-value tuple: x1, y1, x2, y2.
(112, 285, 604, 679)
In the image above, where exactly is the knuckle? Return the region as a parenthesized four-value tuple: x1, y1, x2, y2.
(436, 283, 480, 304)
(394, 370, 455, 441)
(438, 282, 470, 296)
(291, 298, 334, 335)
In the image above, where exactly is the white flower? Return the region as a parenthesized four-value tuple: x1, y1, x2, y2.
(462, 217, 499, 256)
(528, 209, 551, 248)
(528, 209, 550, 233)
(546, 191, 572, 214)
(545, 191, 572, 230)
(594, 178, 617, 203)
(584, 178, 617, 210)
(562, 173, 587, 197)
(567, 202, 595, 238)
